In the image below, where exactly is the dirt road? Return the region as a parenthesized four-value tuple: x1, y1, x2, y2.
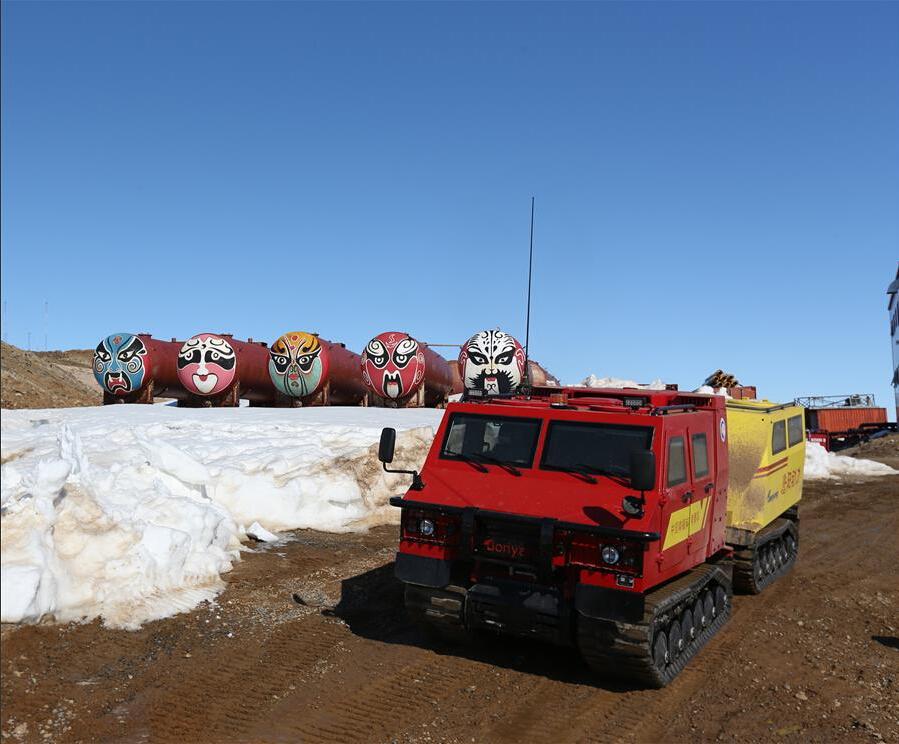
(2, 468, 897, 743)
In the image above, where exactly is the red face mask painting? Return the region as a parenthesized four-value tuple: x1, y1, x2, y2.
(361, 332, 426, 400)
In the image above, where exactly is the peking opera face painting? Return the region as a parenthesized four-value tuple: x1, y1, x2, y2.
(268, 332, 326, 398)
(177, 334, 237, 396)
(459, 330, 526, 396)
(93, 333, 148, 395)
(361, 332, 425, 400)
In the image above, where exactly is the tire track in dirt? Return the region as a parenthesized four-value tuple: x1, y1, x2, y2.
(277, 649, 478, 743)
(484, 677, 613, 744)
(144, 618, 349, 741)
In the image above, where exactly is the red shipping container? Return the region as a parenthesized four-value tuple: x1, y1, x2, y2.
(806, 407, 887, 433)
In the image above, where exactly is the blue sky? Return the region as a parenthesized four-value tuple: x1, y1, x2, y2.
(2, 2, 897, 412)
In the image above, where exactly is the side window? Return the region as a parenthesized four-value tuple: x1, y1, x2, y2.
(772, 420, 787, 454)
(787, 415, 803, 447)
(692, 433, 709, 477)
(667, 436, 687, 486)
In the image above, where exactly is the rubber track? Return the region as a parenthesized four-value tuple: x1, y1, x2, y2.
(732, 517, 799, 594)
(577, 563, 732, 688)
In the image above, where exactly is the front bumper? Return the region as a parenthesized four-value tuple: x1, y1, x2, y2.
(394, 552, 452, 587)
(395, 553, 647, 642)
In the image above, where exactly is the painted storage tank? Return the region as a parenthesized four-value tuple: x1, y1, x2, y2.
(93, 332, 188, 404)
(176, 333, 277, 407)
(361, 331, 454, 408)
(268, 331, 367, 406)
(448, 356, 558, 393)
(458, 329, 526, 396)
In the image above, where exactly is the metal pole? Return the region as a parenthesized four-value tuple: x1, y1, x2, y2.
(43, 301, 48, 351)
(524, 196, 535, 386)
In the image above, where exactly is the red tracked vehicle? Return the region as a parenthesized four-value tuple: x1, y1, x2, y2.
(380, 386, 803, 687)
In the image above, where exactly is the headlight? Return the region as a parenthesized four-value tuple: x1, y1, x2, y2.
(601, 545, 620, 565)
(419, 518, 436, 537)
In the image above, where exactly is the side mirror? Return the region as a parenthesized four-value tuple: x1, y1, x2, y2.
(630, 450, 656, 492)
(378, 427, 396, 464)
(378, 427, 424, 490)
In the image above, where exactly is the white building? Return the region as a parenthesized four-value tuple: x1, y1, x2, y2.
(888, 264, 899, 420)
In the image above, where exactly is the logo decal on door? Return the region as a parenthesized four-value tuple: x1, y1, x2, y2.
(663, 497, 712, 550)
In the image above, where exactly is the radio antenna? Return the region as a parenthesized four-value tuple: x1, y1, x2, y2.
(524, 196, 535, 386)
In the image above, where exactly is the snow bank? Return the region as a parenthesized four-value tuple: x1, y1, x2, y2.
(578, 375, 667, 390)
(1, 405, 443, 629)
(803, 441, 898, 480)
(578, 375, 731, 395)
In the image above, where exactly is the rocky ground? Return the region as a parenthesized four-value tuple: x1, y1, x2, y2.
(0, 343, 99, 409)
(841, 433, 899, 470)
(2, 441, 897, 744)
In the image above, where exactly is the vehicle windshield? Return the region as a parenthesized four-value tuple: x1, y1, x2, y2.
(441, 413, 541, 468)
(541, 421, 653, 479)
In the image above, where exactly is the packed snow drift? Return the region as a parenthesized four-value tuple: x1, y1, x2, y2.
(803, 441, 897, 480)
(579, 374, 668, 390)
(1, 405, 443, 629)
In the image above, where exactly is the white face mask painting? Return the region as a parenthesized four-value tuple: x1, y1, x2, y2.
(459, 330, 526, 395)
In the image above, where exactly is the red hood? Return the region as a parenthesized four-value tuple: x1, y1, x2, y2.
(408, 461, 658, 533)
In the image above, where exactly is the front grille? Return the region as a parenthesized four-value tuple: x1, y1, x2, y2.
(472, 516, 541, 567)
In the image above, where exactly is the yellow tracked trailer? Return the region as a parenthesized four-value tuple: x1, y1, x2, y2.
(723, 400, 805, 593)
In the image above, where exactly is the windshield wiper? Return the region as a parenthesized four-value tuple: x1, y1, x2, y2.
(471, 453, 522, 476)
(555, 464, 598, 484)
(449, 452, 488, 473)
(575, 463, 629, 482)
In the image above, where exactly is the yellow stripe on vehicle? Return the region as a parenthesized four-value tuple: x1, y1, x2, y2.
(689, 497, 710, 536)
(663, 496, 711, 550)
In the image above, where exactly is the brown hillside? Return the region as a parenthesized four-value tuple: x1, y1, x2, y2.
(1, 342, 101, 409)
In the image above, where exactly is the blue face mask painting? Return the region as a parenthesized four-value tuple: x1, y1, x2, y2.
(93, 333, 148, 395)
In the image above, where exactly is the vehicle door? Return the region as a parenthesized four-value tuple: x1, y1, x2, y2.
(659, 420, 694, 574)
(685, 417, 715, 560)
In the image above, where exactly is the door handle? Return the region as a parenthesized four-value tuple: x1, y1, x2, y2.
(704, 483, 714, 493)
(682, 491, 693, 503)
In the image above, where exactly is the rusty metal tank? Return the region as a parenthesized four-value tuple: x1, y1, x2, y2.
(93, 332, 188, 404)
(526, 359, 561, 387)
(361, 331, 454, 408)
(447, 360, 464, 396)
(456, 330, 563, 395)
(448, 357, 557, 394)
(176, 333, 277, 407)
(268, 331, 367, 406)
